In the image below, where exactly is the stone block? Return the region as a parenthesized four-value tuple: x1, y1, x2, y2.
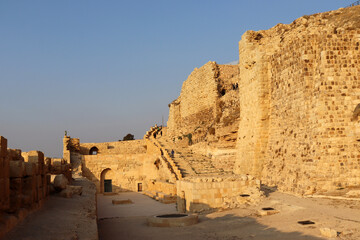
(36, 175, 42, 188)
(22, 177, 35, 207)
(35, 186, 43, 201)
(9, 161, 25, 178)
(51, 162, 62, 174)
(26, 151, 44, 174)
(9, 178, 22, 212)
(0, 136, 7, 158)
(0, 158, 3, 179)
(24, 162, 37, 176)
(44, 157, 51, 166)
(53, 174, 68, 191)
(21, 152, 28, 162)
(3, 178, 10, 210)
(3, 157, 10, 178)
(7, 149, 22, 161)
(42, 175, 47, 197)
(320, 228, 338, 238)
(0, 178, 7, 210)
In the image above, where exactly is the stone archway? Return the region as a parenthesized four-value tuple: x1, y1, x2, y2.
(100, 168, 115, 193)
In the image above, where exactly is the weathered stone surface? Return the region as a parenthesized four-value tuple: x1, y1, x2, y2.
(320, 227, 338, 238)
(9, 161, 25, 178)
(53, 174, 68, 191)
(7, 149, 22, 161)
(233, 6, 360, 194)
(26, 151, 44, 174)
(24, 162, 36, 177)
(67, 185, 83, 196)
(0, 136, 7, 158)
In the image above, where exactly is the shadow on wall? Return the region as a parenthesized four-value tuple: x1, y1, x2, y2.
(81, 162, 143, 194)
(98, 211, 324, 240)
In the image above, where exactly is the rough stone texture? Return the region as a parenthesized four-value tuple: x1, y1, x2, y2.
(0, 135, 72, 238)
(319, 227, 338, 238)
(176, 175, 262, 213)
(53, 174, 69, 191)
(235, 6, 360, 195)
(66, 134, 177, 195)
(164, 6, 360, 196)
(167, 62, 240, 170)
(2, 178, 98, 240)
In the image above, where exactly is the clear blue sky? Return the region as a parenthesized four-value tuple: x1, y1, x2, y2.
(0, 0, 354, 157)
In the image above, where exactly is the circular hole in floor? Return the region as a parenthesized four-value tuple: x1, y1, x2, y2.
(156, 214, 188, 218)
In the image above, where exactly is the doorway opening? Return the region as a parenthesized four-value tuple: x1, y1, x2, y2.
(100, 168, 114, 193)
(104, 179, 112, 192)
(137, 183, 143, 192)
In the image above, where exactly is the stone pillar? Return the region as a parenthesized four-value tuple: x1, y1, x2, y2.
(0, 136, 9, 211)
(63, 136, 70, 164)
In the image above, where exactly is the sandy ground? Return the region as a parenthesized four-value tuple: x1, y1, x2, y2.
(2, 178, 98, 240)
(98, 191, 360, 240)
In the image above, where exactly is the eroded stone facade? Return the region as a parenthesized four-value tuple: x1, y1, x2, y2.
(235, 6, 360, 195)
(168, 6, 360, 196)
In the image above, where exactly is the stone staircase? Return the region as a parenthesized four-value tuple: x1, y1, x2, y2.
(156, 136, 232, 178)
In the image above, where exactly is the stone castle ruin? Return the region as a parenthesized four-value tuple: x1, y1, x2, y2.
(63, 6, 360, 209)
(1, 5, 360, 239)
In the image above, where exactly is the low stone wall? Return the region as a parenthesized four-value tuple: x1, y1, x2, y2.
(2, 177, 98, 240)
(176, 175, 262, 213)
(146, 180, 176, 196)
(0, 135, 72, 238)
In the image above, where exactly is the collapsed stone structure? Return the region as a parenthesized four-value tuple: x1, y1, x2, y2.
(168, 6, 360, 196)
(63, 6, 360, 213)
(0, 136, 72, 238)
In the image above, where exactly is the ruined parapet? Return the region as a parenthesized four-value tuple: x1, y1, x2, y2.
(48, 158, 72, 183)
(63, 135, 82, 174)
(0, 137, 52, 238)
(167, 62, 240, 139)
(62, 135, 71, 164)
(167, 62, 240, 171)
(0, 139, 69, 238)
(235, 6, 360, 194)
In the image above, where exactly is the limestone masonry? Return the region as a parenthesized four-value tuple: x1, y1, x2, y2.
(62, 6, 360, 213)
(2, 6, 360, 237)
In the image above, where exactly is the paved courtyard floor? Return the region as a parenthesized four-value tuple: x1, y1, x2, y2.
(97, 191, 360, 240)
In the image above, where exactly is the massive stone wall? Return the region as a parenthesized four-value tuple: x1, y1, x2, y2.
(235, 6, 360, 194)
(168, 62, 239, 138)
(167, 62, 240, 171)
(165, 6, 360, 195)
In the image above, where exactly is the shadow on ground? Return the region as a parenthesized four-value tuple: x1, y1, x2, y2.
(98, 212, 324, 240)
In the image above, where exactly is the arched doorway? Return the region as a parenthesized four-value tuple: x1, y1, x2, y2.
(89, 146, 99, 155)
(100, 168, 115, 193)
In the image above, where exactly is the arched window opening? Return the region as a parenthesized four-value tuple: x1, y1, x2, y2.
(89, 146, 99, 155)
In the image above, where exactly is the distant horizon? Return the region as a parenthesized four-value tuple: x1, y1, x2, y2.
(0, 0, 353, 158)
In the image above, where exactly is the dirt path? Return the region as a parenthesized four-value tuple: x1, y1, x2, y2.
(98, 191, 360, 240)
